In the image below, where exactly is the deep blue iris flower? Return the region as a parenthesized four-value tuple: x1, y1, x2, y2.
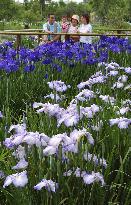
(127, 44, 131, 53)
(19, 48, 28, 60)
(52, 64, 62, 72)
(5, 48, 17, 59)
(42, 59, 52, 65)
(0, 61, 6, 70)
(0, 53, 3, 59)
(0, 59, 19, 73)
(56, 65, 62, 72)
(69, 62, 75, 68)
(79, 50, 86, 58)
(27, 50, 40, 62)
(109, 44, 120, 53)
(5, 60, 19, 73)
(85, 58, 98, 65)
(5, 66, 11, 73)
(4, 41, 13, 48)
(0, 36, 130, 75)
(65, 51, 73, 59)
(44, 73, 48, 79)
(24, 64, 35, 72)
(29, 36, 35, 41)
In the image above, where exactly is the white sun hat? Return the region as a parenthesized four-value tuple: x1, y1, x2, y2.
(71, 15, 79, 23)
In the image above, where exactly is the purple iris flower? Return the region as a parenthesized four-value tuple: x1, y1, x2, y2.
(52, 64, 62, 72)
(0, 111, 3, 118)
(24, 64, 35, 72)
(42, 59, 52, 65)
(44, 73, 48, 79)
(34, 179, 58, 192)
(4, 60, 19, 73)
(19, 48, 28, 60)
(0, 61, 6, 70)
(27, 51, 40, 62)
(127, 44, 131, 53)
(4, 41, 13, 48)
(109, 44, 120, 53)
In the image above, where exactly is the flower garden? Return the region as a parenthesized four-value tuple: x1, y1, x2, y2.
(0, 36, 131, 205)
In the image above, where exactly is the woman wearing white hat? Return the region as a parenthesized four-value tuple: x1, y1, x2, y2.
(66, 14, 80, 42)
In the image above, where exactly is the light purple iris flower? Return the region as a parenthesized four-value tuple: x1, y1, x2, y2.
(0, 170, 5, 179)
(34, 179, 58, 192)
(63, 168, 105, 186)
(77, 71, 106, 89)
(44, 93, 64, 102)
(9, 123, 26, 135)
(125, 67, 131, 74)
(12, 158, 28, 170)
(83, 152, 107, 168)
(0, 111, 3, 118)
(99, 95, 116, 105)
(109, 117, 131, 129)
(76, 89, 95, 102)
(83, 171, 105, 186)
(12, 145, 26, 160)
(3, 171, 28, 188)
(70, 128, 94, 145)
(47, 80, 71, 92)
(4, 124, 49, 148)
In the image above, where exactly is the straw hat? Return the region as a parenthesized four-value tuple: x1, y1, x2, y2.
(71, 15, 79, 23)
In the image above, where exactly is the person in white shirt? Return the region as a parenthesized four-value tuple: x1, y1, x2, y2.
(78, 14, 92, 44)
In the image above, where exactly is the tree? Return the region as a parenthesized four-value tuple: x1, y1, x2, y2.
(105, 0, 129, 27)
(92, 0, 130, 26)
(39, 0, 46, 19)
(24, 0, 29, 10)
(0, 0, 13, 20)
(126, 0, 131, 22)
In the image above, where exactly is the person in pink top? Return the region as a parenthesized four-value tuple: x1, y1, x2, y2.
(61, 15, 70, 33)
(61, 14, 70, 42)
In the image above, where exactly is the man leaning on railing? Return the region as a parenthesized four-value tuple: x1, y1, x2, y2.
(41, 14, 61, 44)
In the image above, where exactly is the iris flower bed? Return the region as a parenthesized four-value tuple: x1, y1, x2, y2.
(0, 36, 131, 205)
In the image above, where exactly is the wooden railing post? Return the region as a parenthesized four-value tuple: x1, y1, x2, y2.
(16, 34, 21, 51)
(117, 30, 121, 34)
(38, 34, 42, 44)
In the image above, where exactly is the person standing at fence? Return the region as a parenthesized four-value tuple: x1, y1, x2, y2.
(61, 14, 70, 42)
(61, 15, 70, 33)
(42, 14, 61, 44)
(66, 15, 80, 42)
(78, 14, 92, 44)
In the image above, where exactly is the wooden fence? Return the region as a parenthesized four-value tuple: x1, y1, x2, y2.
(4, 28, 131, 33)
(0, 29, 131, 50)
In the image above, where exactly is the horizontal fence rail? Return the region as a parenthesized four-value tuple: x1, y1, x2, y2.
(99, 28, 131, 31)
(4, 28, 131, 32)
(4, 29, 43, 32)
(0, 31, 131, 50)
(1, 31, 131, 36)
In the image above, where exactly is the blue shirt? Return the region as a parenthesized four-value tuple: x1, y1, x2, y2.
(43, 21, 61, 40)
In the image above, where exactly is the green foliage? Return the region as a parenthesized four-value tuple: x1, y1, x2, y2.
(106, 0, 128, 28)
(0, 0, 130, 29)
(92, 0, 131, 27)
(0, 0, 18, 21)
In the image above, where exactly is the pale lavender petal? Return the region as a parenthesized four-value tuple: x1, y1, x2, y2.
(12, 159, 28, 170)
